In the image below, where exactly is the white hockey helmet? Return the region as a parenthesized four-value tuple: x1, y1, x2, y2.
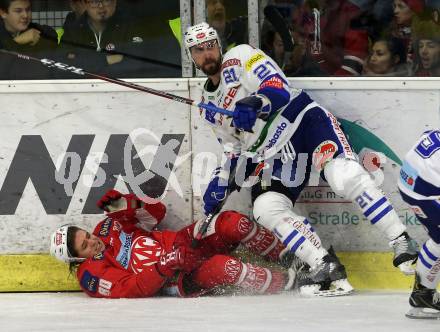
(50, 224, 85, 263)
(184, 22, 222, 57)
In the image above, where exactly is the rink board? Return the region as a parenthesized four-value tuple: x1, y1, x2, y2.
(0, 78, 439, 291)
(0, 252, 418, 292)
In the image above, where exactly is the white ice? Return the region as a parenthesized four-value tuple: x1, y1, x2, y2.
(0, 291, 438, 332)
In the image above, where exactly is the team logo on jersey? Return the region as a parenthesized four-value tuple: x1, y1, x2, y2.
(265, 122, 287, 150)
(400, 169, 415, 187)
(221, 58, 241, 70)
(222, 87, 238, 111)
(237, 216, 252, 236)
(99, 218, 113, 237)
(400, 162, 418, 190)
(105, 43, 115, 51)
(224, 258, 241, 279)
(260, 76, 283, 90)
(245, 53, 265, 71)
(312, 140, 338, 171)
(132, 36, 143, 43)
(116, 231, 133, 269)
(204, 101, 217, 124)
(129, 236, 162, 274)
(98, 278, 112, 296)
(80, 270, 99, 293)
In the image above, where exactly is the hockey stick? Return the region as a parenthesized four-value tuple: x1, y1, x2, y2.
(0, 49, 234, 117)
(191, 157, 265, 248)
(192, 166, 238, 248)
(55, 35, 181, 70)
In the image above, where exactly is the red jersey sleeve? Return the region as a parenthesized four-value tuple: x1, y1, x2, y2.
(77, 256, 166, 298)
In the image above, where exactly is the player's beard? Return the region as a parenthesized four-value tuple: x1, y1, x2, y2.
(201, 58, 222, 76)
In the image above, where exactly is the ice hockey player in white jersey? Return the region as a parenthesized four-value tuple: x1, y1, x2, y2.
(398, 130, 440, 319)
(184, 22, 419, 296)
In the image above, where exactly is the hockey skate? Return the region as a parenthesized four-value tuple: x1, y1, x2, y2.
(405, 274, 440, 320)
(389, 232, 419, 275)
(291, 247, 354, 297)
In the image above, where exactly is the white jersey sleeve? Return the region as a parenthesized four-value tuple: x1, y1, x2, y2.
(398, 130, 440, 200)
(199, 44, 302, 158)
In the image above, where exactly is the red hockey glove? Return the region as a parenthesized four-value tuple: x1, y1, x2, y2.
(156, 246, 203, 278)
(97, 190, 166, 229)
(97, 189, 124, 212)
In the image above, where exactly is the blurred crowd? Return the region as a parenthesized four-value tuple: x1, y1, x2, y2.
(0, 0, 182, 79)
(0, 0, 439, 79)
(261, 0, 440, 77)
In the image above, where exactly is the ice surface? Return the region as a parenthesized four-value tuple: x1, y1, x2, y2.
(0, 291, 438, 332)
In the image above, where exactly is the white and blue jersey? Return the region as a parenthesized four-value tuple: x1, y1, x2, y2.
(398, 130, 440, 201)
(201, 44, 354, 193)
(398, 130, 440, 243)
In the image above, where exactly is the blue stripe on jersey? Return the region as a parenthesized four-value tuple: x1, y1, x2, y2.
(414, 175, 440, 198)
(364, 197, 387, 217)
(283, 229, 299, 246)
(422, 243, 439, 261)
(281, 91, 314, 123)
(401, 160, 440, 197)
(290, 236, 306, 253)
(418, 251, 433, 269)
(370, 205, 393, 224)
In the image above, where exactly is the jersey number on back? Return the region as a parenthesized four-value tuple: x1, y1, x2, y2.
(415, 131, 440, 158)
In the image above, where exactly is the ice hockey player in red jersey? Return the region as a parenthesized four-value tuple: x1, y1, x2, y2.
(50, 189, 296, 298)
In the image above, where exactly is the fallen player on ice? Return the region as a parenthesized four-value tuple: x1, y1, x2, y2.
(49, 189, 352, 298)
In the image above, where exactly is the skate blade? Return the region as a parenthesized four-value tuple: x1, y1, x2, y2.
(284, 268, 296, 291)
(398, 261, 416, 275)
(299, 279, 354, 297)
(405, 307, 440, 320)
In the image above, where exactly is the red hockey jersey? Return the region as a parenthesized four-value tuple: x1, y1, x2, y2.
(76, 202, 176, 298)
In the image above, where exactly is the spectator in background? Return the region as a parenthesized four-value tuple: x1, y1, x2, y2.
(206, 0, 247, 51)
(349, 1, 394, 41)
(63, 0, 87, 30)
(55, 0, 87, 44)
(0, 0, 59, 80)
(411, 13, 440, 76)
(350, 0, 394, 24)
(261, 25, 325, 76)
(425, 0, 440, 23)
(61, 0, 123, 74)
(387, 0, 425, 61)
(261, 29, 285, 67)
(290, 0, 369, 76)
(61, 0, 180, 78)
(362, 36, 410, 76)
